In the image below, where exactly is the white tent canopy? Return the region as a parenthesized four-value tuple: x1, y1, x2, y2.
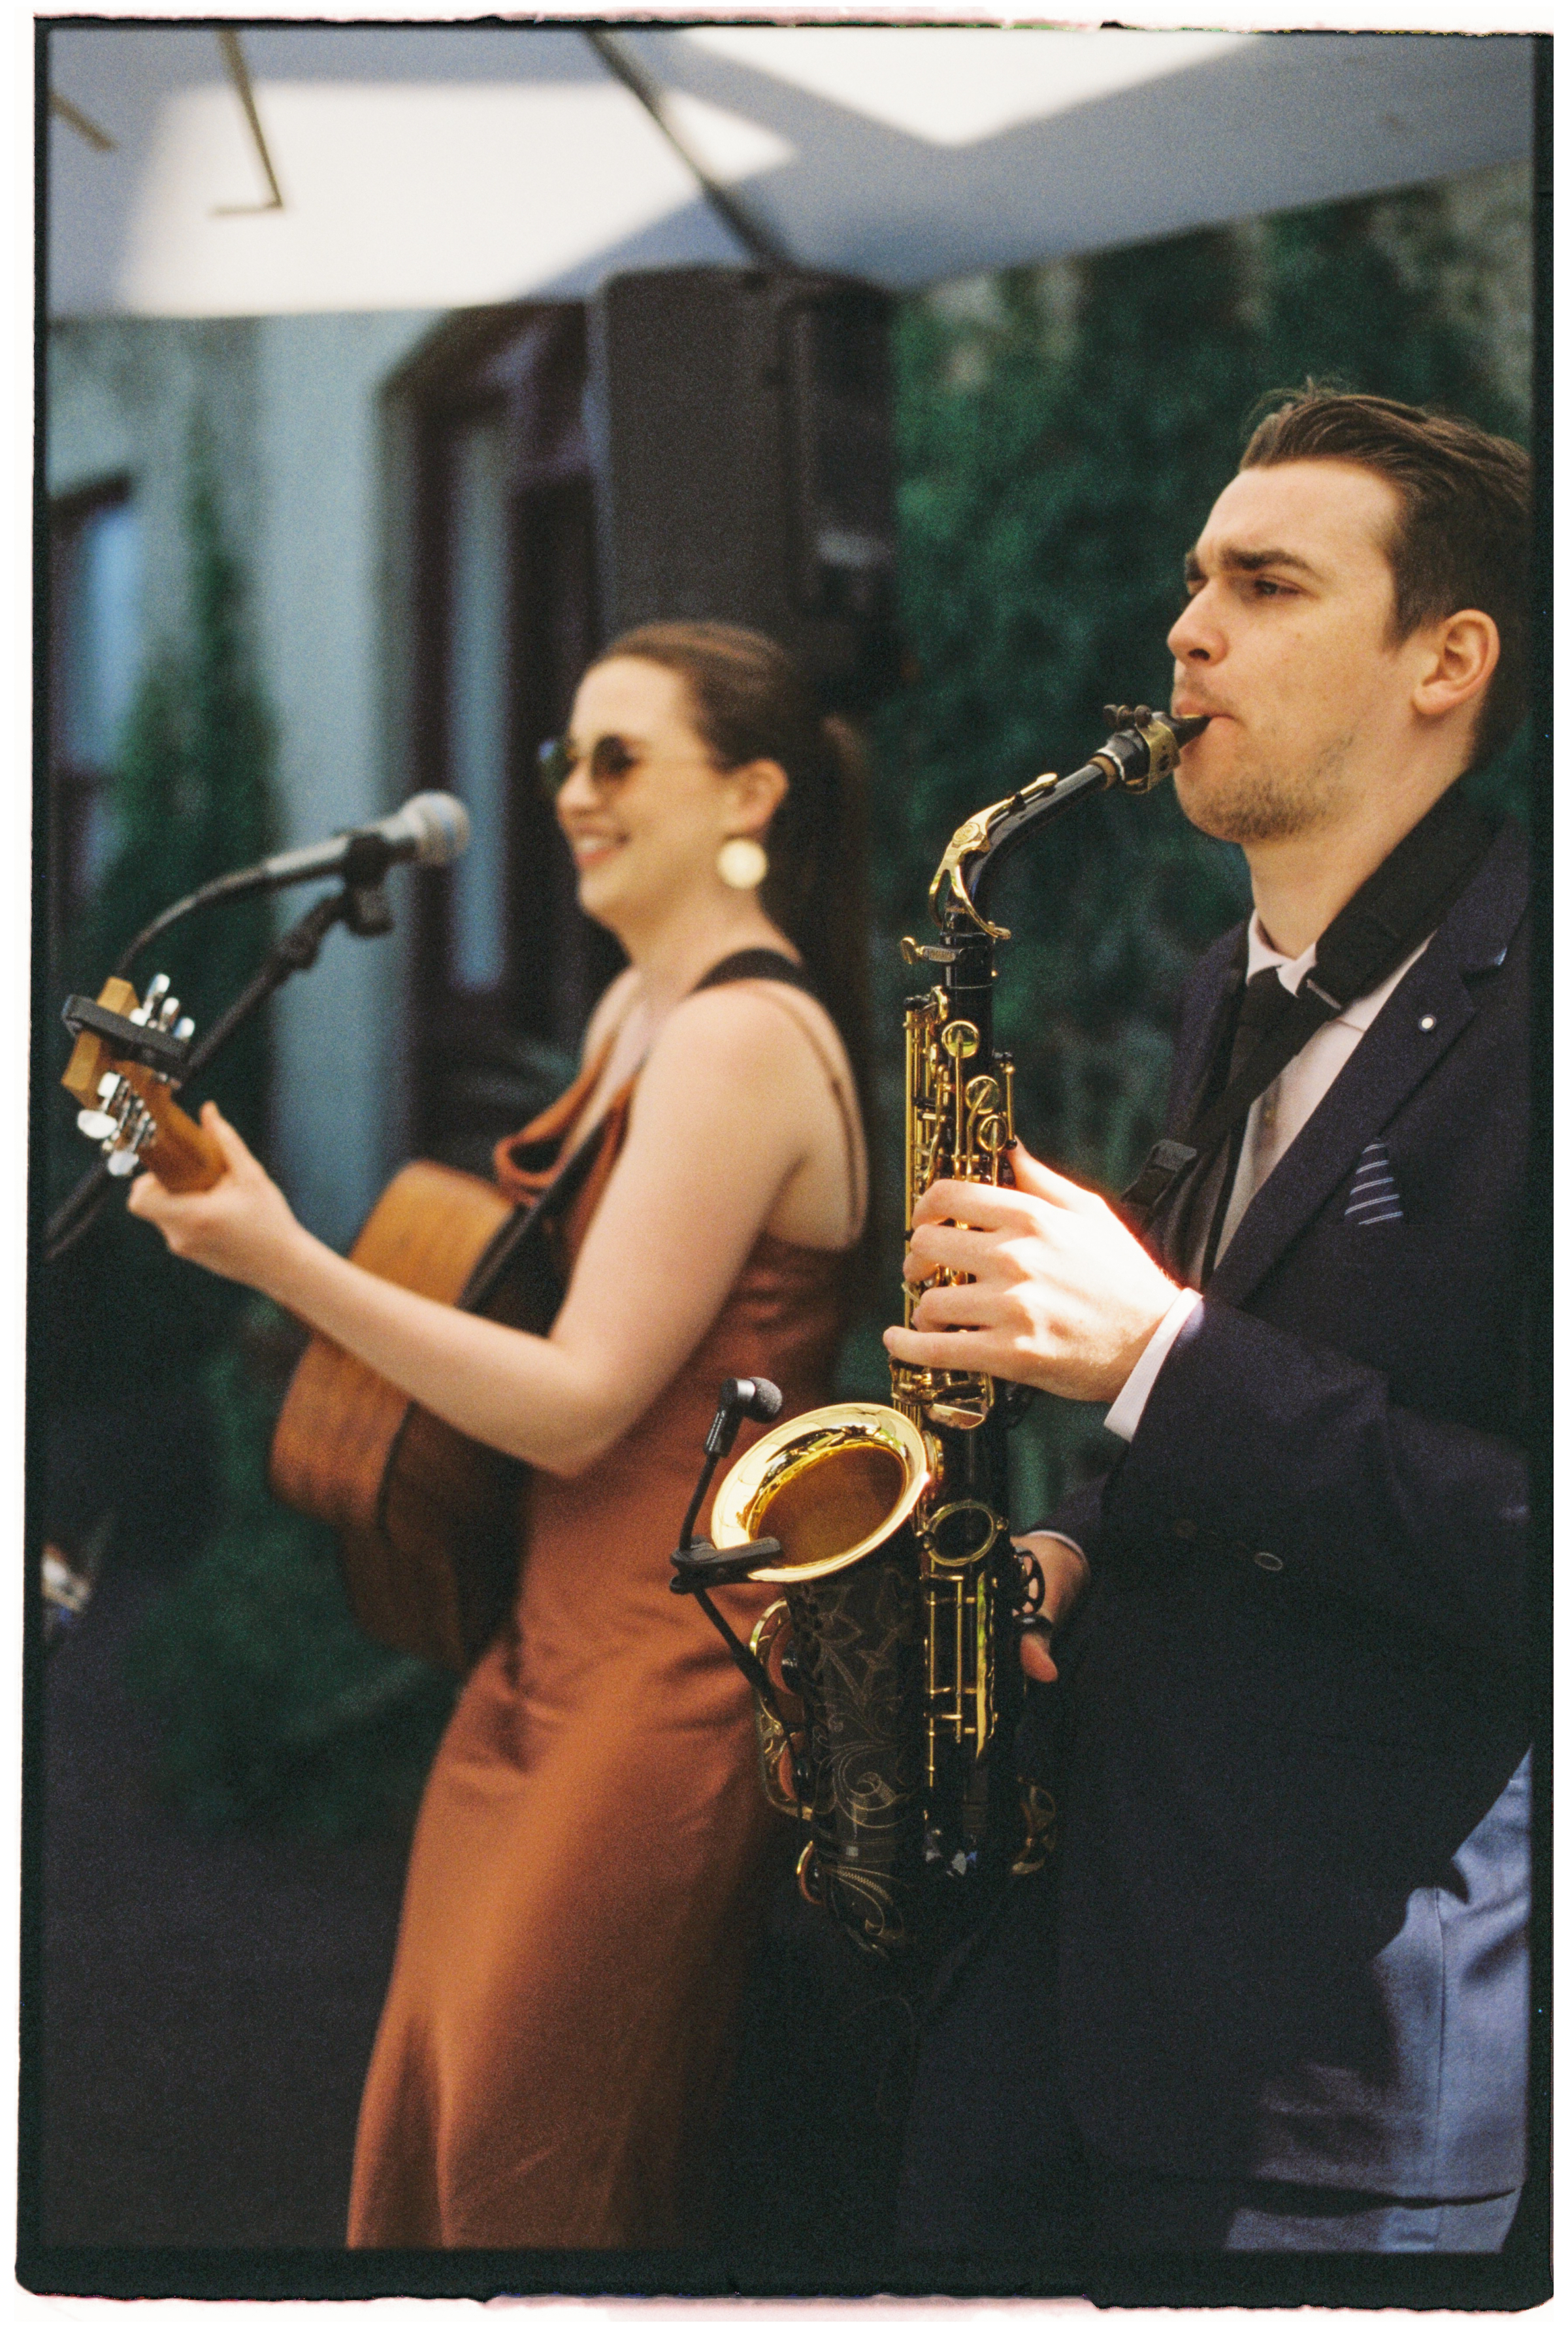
(48, 22, 1533, 319)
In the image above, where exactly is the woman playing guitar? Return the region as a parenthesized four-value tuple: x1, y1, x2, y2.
(129, 622, 871, 2249)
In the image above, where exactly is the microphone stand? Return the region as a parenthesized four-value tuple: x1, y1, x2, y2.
(668, 1384, 791, 1723)
(44, 872, 396, 1264)
(108, 829, 404, 983)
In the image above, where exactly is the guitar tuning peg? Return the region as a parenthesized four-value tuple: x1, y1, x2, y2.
(105, 1148, 139, 1178)
(156, 993, 182, 1029)
(96, 1070, 123, 1102)
(130, 974, 169, 1029)
(76, 1110, 118, 1142)
(172, 1017, 194, 1043)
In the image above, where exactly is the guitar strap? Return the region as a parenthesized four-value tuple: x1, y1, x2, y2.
(460, 1125, 610, 1321)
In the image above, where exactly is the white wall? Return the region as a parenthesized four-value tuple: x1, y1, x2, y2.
(250, 308, 438, 1242)
(46, 306, 440, 1249)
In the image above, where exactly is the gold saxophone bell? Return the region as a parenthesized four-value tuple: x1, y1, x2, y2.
(711, 1403, 931, 1581)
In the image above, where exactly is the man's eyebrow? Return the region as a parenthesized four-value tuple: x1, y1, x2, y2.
(1184, 543, 1323, 584)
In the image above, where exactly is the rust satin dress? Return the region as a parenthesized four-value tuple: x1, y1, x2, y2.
(346, 1046, 844, 2249)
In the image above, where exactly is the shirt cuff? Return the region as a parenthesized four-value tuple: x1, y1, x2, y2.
(1104, 1288, 1203, 1442)
(1015, 1528, 1086, 1564)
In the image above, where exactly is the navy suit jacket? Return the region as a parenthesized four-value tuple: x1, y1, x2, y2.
(1041, 816, 1533, 2195)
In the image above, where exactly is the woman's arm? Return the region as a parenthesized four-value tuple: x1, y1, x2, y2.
(127, 985, 852, 1478)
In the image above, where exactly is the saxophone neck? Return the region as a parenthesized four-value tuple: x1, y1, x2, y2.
(926, 704, 1209, 936)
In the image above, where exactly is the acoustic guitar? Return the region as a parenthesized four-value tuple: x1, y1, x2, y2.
(62, 973, 587, 1673)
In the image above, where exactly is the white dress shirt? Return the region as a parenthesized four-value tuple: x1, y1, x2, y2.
(1102, 915, 1431, 1442)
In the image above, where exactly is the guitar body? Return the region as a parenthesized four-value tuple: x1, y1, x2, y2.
(269, 1161, 553, 1674)
(61, 972, 573, 1674)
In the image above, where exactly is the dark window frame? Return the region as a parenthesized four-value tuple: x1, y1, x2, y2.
(395, 305, 623, 1172)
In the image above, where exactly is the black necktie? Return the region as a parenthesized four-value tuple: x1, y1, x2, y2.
(1196, 966, 1295, 1281)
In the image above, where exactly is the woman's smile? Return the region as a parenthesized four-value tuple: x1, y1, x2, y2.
(567, 828, 625, 870)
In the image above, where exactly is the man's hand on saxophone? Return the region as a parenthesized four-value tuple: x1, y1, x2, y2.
(1008, 1530, 1091, 1685)
(883, 1136, 1185, 1406)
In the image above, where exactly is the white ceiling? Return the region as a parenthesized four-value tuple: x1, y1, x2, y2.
(46, 23, 1534, 319)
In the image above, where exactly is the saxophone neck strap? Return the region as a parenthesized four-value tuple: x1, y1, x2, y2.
(1121, 786, 1499, 1228)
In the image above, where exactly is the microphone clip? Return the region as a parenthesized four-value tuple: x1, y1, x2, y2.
(344, 880, 394, 938)
(669, 1536, 784, 1594)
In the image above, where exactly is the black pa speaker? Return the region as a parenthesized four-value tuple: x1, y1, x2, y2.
(590, 267, 899, 710)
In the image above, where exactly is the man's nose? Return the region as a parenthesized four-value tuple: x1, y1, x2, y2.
(1168, 589, 1220, 665)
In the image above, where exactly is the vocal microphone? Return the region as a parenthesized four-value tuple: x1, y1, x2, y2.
(109, 793, 473, 980)
(231, 792, 471, 899)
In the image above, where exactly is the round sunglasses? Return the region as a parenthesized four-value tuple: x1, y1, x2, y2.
(536, 734, 637, 799)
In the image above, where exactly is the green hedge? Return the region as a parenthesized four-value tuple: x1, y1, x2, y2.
(125, 1312, 455, 1836)
(847, 182, 1530, 1513)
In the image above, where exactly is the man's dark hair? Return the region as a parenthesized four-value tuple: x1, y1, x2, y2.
(1241, 388, 1531, 767)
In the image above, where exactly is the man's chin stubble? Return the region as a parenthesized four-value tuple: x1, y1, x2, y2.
(1176, 746, 1356, 848)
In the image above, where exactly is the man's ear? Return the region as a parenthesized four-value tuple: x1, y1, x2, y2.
(1411, 608, 1501, 725)
(725, 757, 790, 837)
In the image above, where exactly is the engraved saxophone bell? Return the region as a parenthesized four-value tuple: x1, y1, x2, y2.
(712, 1404, 935, 1955)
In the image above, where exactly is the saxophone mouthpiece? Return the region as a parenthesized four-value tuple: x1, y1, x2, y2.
(1103, 702, 1209, 750)
(1095, 703, 1208, 795)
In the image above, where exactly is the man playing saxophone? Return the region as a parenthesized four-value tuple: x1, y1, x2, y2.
(886, 391, 1533, 2256)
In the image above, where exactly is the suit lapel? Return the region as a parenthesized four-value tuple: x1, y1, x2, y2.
(1206, 821, 1528, 1308)
(1205, 953, 1475, 1304)
(1153, 935, 1243, 1273)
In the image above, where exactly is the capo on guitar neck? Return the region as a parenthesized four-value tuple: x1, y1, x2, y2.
(61, 975, 227, 1193)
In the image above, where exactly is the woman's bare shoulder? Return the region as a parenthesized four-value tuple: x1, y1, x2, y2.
(659, 977, 849, 1080)
(644, 984, 860, 1174)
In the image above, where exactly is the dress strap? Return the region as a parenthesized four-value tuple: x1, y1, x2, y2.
(692, 948, 817, 998)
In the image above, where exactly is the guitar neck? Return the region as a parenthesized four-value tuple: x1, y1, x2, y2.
(118, 1065, 226, 1192)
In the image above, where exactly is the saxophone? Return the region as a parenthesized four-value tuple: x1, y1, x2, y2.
(679, 706, 1207, 1957)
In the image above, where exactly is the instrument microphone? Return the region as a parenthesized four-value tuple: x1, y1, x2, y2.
(674, 1378, 786, 1561)
(706, 1376, 784, 1459)
(242, 793, 471, 897)
(672, 1378, 788, 1628)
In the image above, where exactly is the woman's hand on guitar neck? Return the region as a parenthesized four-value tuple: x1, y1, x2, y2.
(127, 1102, 306, 1295)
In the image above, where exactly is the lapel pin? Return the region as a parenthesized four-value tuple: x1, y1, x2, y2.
(1418, 1015, 1436, 1031)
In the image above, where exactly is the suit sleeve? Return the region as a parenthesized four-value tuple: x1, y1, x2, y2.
(1099, 1296, 1530, 1666)
(1034, 1473, 1109, 1564)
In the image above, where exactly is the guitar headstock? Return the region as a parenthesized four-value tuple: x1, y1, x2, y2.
(61, 975, 226, 1193)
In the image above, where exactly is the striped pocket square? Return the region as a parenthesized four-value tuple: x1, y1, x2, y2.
(1344, 1140, 1403, 1225)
